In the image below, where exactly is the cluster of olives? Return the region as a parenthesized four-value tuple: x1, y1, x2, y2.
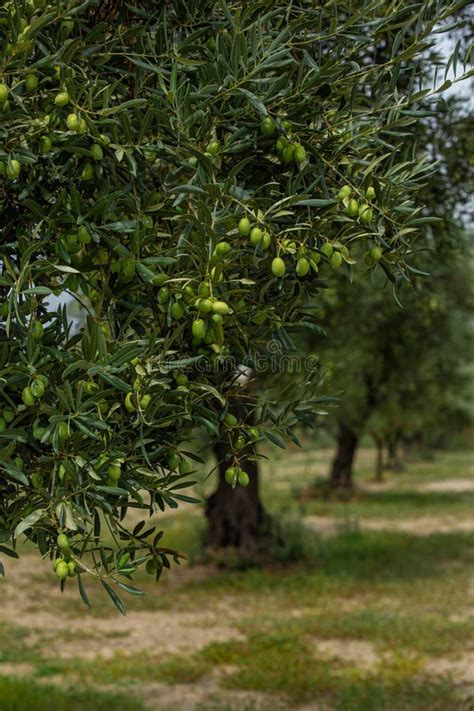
(224, 466, 250, 487)
(338, 184, 376, 225)
(0, 65, 108, 180)
(167, 449, 192, 475)
(238, 214, 347, 278)
(53, 533, 77, 580)
(190, 280, 232, 349)
(221, 413, 260, 487)
(260, 116, 307, 165)
(337, 184, 384, 264)
(21, 372, 48, 407)
(0, 85, 22, 181)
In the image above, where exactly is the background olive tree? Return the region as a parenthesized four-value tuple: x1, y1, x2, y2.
(0, 0, 468, 609)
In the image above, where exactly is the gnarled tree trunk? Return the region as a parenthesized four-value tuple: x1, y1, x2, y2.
(329, 421, 358, 490)
(205, 402, 270, 556)
(373, 434, 384, 482)
(205, 440, 265, 555)
(387, 436, 405, 472)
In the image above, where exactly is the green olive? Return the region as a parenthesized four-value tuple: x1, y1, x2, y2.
(198, 298, 213, 313)
(237, 469, 250, 486)
(152, 273, 169, 286)
(215, 241, 231, 256)
(192, 319, 206, 339)
(39, 135, 53, 154)
(346, 199, 359, 217)
(224, 413, 238, 427)
(3, 409, 14, 424)
(271, 257, 286, 277)
(22, 387, 35, 406)
(248, 427, 260, 441)
(250, 227, 263, 245)
(57, 421, 69, 440)
(30, 379, 45, 398)
(171, 301, 184, 319)
(212, 301, 230, 315)
(206, 140, 220, 155)
(55, 561, 69, 579)
(371, 245, 383, 262)
(55, 91, 70, 107)
(25, 73, 38, 91)
(0, 84, 9, 103)
(168, 452, 180, 470)
(81, 162, 94, 181)
(296, 257, 310, 277)
(321, 242, 333, 258)
(365, 186, 376, 200)
(140, 394, 152, 410)
(122, 258, 136, 278)
(84, 380, 98, 394)
(275, 136, 288, 153)
(157, 286, 170, 303)
(293, 144, 307, 164)
(90, 143, 103, 161)
(330, 251, 343, 269)
(68, 561, 76, 577)
(235, 434, 246, 449)
(238, 217, 251, 236)
(66, 113, 79, 131)
(282, 144, 295, 163)
(198, 282, 211, 297)
(77, 225, 91, 244)
(6, 160, 21, 179)
(359, 203, 373, 223)
(338, 185, 352, 200)
(260, 116, 275, 135)
(107, 463, 121, 481)
(57, 533, 70, 551)
(225, 466, 237, 484)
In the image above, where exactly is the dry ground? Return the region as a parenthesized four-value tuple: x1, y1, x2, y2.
(1, 448, 473, 710)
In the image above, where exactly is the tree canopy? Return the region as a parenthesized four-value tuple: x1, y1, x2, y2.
(0, 0, 468, 610)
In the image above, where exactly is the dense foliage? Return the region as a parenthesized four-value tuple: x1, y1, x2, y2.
(0, 0, 466, 608)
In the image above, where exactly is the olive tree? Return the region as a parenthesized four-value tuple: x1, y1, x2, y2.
(0, 0, 465, 608)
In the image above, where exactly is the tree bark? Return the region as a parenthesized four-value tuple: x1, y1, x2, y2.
(329, 421, 358, 489)
(373, 434, 384, 482)
(205, 404, 270, 556)
(387, 436, 405, 472)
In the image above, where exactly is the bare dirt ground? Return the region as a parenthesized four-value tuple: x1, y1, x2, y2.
(2, 468, 474, 710)
(1, 555, 245, 662)
(417, 477, 474, 493)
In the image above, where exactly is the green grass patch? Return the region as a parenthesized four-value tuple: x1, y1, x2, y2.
(200, 633, 468, 710)
(38, 649, 210, 687)
(0, 625, 40, 665)
(0, 676, 146, 711)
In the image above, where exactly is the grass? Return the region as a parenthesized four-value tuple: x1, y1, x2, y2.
(37, 650, 210, 687)
(1, 447, 473, 710)
(208, 634, 465, 710)
(0, 677, 146, 711)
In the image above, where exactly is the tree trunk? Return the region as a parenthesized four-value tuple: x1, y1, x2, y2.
(205, 441, 266, 555)
(387, 437, 404, 472)
(329, 421, 358, 489)
(373, 435, 384, 482)
(205, 405, 269, 557)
